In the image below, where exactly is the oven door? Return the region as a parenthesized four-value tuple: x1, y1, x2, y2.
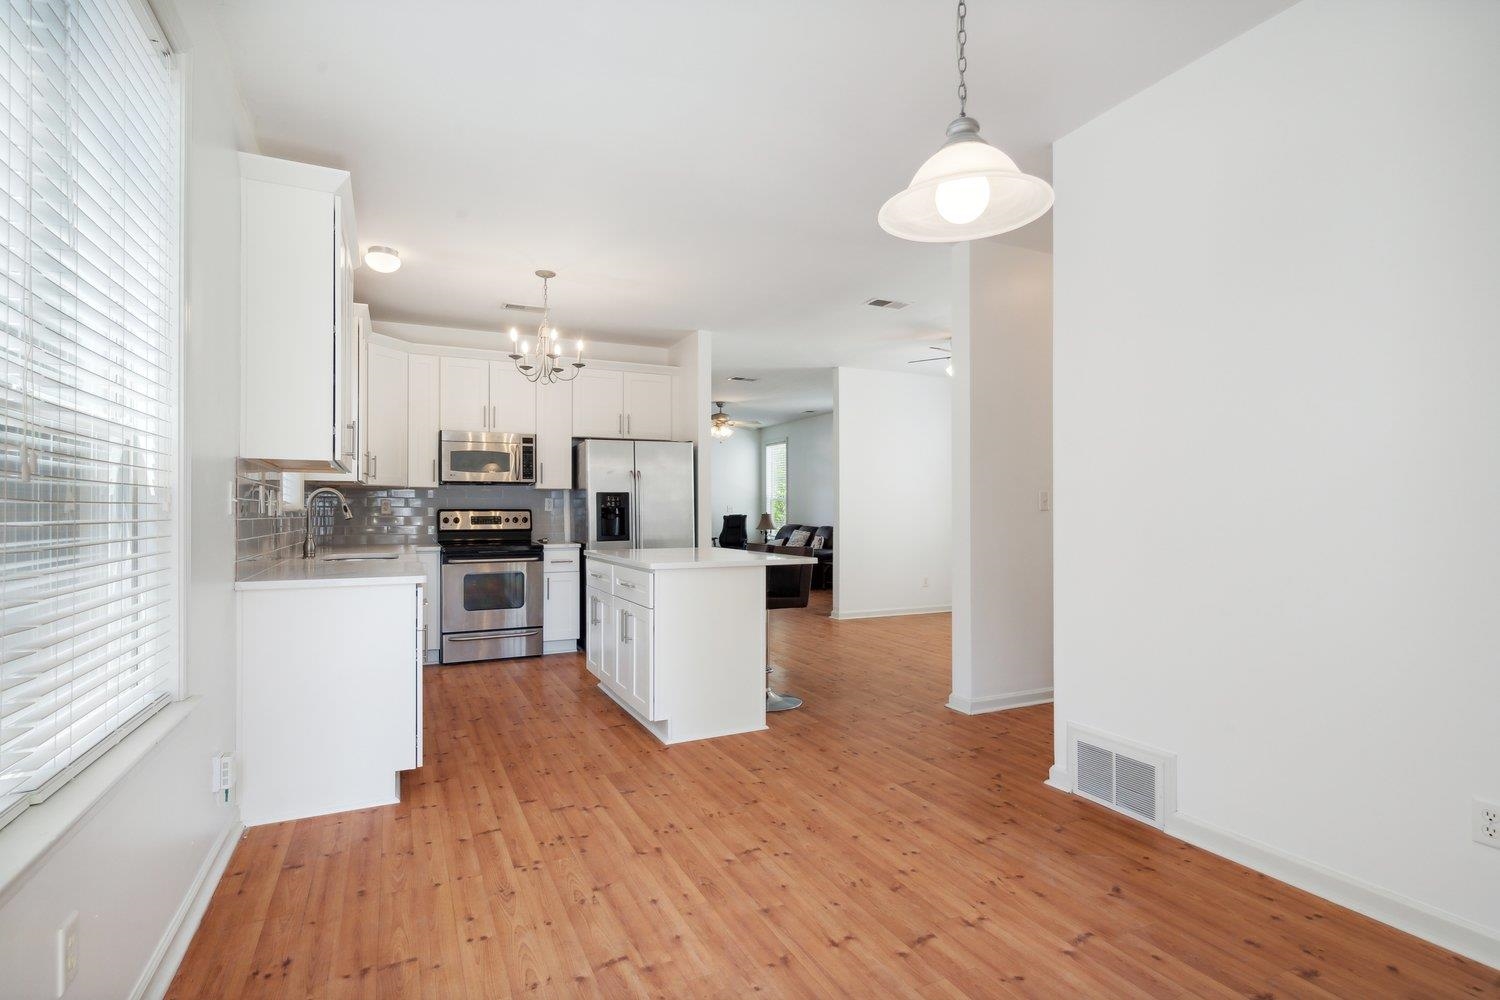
(441, 557, 543, 633)
(440, 434, 530, 484)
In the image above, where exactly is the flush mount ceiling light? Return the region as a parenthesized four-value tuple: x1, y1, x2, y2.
(508, 270, 585, 385)
(363, 245, 402, 273)
(878, 1, 1053, 243)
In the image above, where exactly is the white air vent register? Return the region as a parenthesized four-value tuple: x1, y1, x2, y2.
(1067, 724, 1176, 830)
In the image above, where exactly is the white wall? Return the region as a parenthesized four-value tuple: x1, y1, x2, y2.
(833, 368, 951, 618)
(950, 241, 1053, 714)
(667, 330, 713, 545)
(709, 426, 761, 539)
(0, 0, 255, 995)
(760, 412, 835, 527)
(1053, 0, 1500, 963)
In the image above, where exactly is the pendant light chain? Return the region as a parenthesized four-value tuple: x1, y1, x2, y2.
(956, 0, 968, 117)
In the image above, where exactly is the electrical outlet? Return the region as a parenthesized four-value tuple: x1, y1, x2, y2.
(211, 752, 235, 803)
(378, 498, 392, 515)
(921, 576, 930, 589)
(544, 497, 555, 512)
(1475, 798, 1500, 848)
(1038, 490, 1051, 512)
(56, 911, 78, 997)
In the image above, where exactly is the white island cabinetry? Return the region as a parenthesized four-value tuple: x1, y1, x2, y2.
(583, 547, 816, 745)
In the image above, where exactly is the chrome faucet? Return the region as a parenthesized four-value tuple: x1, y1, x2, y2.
(303, 487, 354, 559)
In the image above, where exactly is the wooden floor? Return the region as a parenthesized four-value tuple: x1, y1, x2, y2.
(170, 592, 1497, 998)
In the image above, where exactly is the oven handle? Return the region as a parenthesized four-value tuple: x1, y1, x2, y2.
(446, 629, 543, 641)
(444, 556, 542, 565)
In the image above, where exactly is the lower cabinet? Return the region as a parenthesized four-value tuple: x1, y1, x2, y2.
(583, 583, 657, 720)
(543, 570, 580, 653)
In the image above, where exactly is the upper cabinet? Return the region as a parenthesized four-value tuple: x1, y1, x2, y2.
(489, 363, 538, 433)
(239, 153, 356, 472)
(363, 342, 409, 486)
(571, 370, 674, 440)
(438, 356, 488, 432)
(535, 380, 573, 489)
(408, 354, 440, 488)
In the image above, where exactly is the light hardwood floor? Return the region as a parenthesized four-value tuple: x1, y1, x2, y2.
(169, 592, 1498, 997)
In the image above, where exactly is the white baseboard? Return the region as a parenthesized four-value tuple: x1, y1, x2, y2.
(1164, 812, 1500, 969)
(830, 604, 952, 621)
(947, 688, 1053, 715)
(131, 817, 243, 1000)
(1045, 763, 1071, 793)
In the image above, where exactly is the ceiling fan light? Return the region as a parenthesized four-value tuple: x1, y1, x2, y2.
(363, 245, 401, 273)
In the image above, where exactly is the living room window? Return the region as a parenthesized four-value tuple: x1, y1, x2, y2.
(764, 440, 787, 528)
(0, 0, 183, 831)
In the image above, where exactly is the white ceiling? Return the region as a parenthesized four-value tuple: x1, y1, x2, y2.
(211, 0, 1294, 425)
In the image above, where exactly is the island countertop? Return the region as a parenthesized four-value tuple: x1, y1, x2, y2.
(584, 546, 817, 572)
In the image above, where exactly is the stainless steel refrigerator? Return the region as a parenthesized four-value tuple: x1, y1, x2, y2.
(574, 439, 696, 549)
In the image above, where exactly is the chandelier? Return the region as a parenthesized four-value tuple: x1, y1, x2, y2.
(508, 269, 585, 384)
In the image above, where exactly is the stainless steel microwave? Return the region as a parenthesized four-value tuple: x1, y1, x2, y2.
(439, 431, 536, 484)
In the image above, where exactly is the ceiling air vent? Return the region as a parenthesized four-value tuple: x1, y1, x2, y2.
(500, 302, 544, 313)
(865, 298, 909, 310)
(727, 376, 759, 382)
(1067, 724, 1175, 829)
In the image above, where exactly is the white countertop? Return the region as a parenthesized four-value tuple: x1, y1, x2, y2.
(584, 547, 818, 571)
(235, 546, 427, 590)
(542, 541, 581, 548)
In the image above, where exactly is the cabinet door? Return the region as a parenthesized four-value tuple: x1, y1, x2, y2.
(572, 369, 624, 438)
(544, 572, 581, 644)
(439, 356, 490, 431)
(488, 361, 538, 433)
(418, 550, 440, 663)
(240, 179, 336, 465)
(535, 379, 574, 488)
(615, 600, 655, 718)
(623, 373, 674, 440)
(407, 354, 440, 487)
(364, 343, 409, 486)
(333, 224, 357, 469)
(587, 588, 613, 679)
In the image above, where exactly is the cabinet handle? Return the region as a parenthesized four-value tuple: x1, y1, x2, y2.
(617, 413, 623, 436)
(540, 461, 544, 484)
(432, 458, 437, 483)
(626, 414, 631, 435)
(481, 404, 487, 429)
(491, 404, 497, 428)
(371, 454, 377, 479)
(546, 578, 551, 599)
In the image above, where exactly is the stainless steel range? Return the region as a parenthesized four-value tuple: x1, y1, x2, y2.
(437, 508, 543, 663)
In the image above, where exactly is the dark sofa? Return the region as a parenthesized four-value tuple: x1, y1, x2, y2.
(768, 523, 833, 589)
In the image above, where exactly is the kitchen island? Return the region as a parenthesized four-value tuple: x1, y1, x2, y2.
(583, 547, 818, 745)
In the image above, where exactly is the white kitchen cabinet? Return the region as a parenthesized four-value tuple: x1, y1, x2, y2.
(572, 369, 626, 437)
(408, 353, 440, 487)
(585, 587, 608, 677)
(239, 153, 357, 471)
(543, 544, 581, 654)
(439, 355, 489, 432)
(489, 362, 538, 433)
(622, 372, 674, 439)
(535, 379, 574, 488)
(363, 341, 409, 486)
(417, 548, 441, 663)
(571, 368, 675, 440)
(237, 580, 423, 826)
(613, 598, 655, 719)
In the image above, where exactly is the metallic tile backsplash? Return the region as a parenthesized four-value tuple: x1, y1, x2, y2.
(235, 460, 578, 575)
(234, 460, 306, 571)
(311, 484, 575, 546)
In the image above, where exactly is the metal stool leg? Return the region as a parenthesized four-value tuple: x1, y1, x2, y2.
(765, 610, 803, 712)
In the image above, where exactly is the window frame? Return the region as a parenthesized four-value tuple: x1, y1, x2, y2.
(763, 438, 788, 530)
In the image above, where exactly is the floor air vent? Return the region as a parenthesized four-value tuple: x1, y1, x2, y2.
(1067, 725, 1175, 830)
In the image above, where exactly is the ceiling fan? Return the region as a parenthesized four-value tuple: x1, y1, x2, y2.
(908, 342, 955, 377)
(710, 401, 760, 440)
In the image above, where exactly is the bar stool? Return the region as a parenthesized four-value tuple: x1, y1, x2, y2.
(748, 543, 815, 712)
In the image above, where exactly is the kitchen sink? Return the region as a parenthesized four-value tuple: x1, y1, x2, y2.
(320, 549, 400, 562)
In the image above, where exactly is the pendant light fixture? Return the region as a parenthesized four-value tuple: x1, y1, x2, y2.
(508, 270, 586, 385)
(878, 1, 1053, 243)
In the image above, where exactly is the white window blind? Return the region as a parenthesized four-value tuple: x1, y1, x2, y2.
(764, 441, 787, 528)
(1, 0, 180, 830)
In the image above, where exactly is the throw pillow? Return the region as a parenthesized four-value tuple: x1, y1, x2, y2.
(787, 529, 811, 547)
(810, 534, 825, 550)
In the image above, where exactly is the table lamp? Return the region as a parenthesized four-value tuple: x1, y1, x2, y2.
(756, 513, 774, 543)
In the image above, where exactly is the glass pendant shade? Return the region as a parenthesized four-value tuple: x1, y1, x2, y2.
(879, 117, 1054, 243)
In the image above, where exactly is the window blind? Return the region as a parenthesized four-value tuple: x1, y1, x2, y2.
(1, 0, 180, 830)
(764, 441, 787, 528)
